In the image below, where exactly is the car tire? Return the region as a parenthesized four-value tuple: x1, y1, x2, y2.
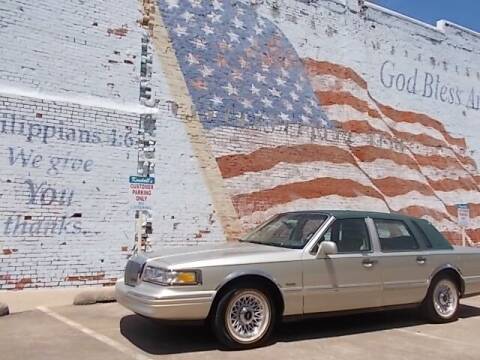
(421, 275, 459, 323)
(212, 285, 276, 350)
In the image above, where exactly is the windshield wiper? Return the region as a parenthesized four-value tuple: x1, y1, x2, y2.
(239, 239, 291, 248)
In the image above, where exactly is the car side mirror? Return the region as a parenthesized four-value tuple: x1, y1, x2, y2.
(316, 241, 338, 258)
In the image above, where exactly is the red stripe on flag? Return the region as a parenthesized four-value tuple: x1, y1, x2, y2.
(303, 58, 368, 90)
(351, 146, 420, 171)
(316, 90, 382, 118)
(217, 144, 356, 179)
(371, 177, 434, 197)
(232, 178, 384, 216)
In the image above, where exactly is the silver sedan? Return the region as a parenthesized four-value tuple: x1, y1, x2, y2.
(116, 210, 480, 349)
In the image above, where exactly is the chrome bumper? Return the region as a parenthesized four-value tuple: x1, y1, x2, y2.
(115, 280, 215, 320)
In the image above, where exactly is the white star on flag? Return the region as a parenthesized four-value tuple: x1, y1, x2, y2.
(202, 24, 214, 35)
(239, 58, 248, 68)
(210, 95, 223, 106)
(165, 0, 179, 9)
(208, 12, 222, 23)
(300, 115, 310, 123)
(227, 32, 240, 43)
(189, 0, 201, 8)
(255, 72, 266, 83)
(174, 24, 187, 36)
(181, 11, 194, 22)
(223, 82, 238, 96)
(233, 17, 244, 29)
(275, 77, 286, 86)
(303, 105, 313, 115)
(200, 65, 214, 77)
(284, 100, 294, 111)
(212, 0, 223, 11)
(269, 88, 281, 97)
(191, 38, 206, 50)
(241, 99, 253, 109)
(187, 53, 199, 65)
(261, 97, 273, 108)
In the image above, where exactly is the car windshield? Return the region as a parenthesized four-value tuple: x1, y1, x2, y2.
(241, 213, 328, 249)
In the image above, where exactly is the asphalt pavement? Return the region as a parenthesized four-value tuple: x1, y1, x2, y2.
(3, 297, 480, 360)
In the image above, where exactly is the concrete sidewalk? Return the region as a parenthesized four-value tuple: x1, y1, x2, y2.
(0, 286, 115, 313)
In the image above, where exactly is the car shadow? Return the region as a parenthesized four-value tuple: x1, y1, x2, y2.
(120, 315, 218, 354)
(119, 304, 480, 355)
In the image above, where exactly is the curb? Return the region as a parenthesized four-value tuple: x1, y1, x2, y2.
(73, 288, 116, 306)
(0, 302, 9, 317)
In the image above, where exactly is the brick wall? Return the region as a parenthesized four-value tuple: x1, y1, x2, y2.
(0, 0, 479, 289)
(0, 94, 141, 288)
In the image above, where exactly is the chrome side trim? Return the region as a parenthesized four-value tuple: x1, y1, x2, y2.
(337, 283, 383, 289)
(303, 285, 332, 291)
(383, 280, 427, 289)
(127, 290, 215, 302)
(304, 283, 383, 292)
(463, 275, 480, 282)
(281, 287, 303, 293)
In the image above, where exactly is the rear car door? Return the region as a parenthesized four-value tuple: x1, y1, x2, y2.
(373, 218, 432, 306)
(303, 217, 383, 314)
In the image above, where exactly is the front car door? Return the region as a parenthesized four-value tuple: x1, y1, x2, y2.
(303, 217, 383, 314)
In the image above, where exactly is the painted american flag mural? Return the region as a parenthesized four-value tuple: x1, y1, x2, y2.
(157, 0, 480, 244)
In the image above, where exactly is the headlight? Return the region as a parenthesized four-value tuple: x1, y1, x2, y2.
(142, 266, 201, 286)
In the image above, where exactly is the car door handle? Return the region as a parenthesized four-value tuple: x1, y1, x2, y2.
(416, 256, 427, 265)
(362, 259, 378, 268)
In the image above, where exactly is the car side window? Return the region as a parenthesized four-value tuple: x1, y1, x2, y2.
(374, 219, 419, 251)
(319, 218, 371, 253)
(268, 218, 299, 243)
(300, 218, 326, 244)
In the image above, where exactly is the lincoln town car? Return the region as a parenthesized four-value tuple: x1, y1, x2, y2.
(116, 211, 480, 349)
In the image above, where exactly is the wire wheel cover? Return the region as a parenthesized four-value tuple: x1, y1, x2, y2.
(225, 290, 271, 344)
(433, 279, 458, 318)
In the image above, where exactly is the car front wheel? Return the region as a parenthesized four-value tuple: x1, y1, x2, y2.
(422, 276, 459, 323)
(212, 286, 275, 349)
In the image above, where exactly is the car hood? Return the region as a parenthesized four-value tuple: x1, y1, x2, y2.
(144, 241, 300, 269)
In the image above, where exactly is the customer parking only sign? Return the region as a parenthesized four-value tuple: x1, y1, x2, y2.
(129, 176, 155, 202)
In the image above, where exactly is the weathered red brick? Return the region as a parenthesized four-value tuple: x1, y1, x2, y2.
(65, 273, 105, 282)
(15, 278, 32, 290)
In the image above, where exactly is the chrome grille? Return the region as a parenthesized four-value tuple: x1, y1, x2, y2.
(124, 258, 145, 287)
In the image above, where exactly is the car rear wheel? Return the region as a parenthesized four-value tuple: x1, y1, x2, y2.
(212, 286, 276, 349)
(422, 275, 459, 323)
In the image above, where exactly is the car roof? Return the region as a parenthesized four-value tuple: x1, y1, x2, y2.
(281, 210, 415, 221)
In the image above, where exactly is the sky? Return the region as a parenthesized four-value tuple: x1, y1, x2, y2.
(372, 0, 480, 33)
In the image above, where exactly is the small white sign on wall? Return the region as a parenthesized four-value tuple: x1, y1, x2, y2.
(457, 204, 470, 227)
